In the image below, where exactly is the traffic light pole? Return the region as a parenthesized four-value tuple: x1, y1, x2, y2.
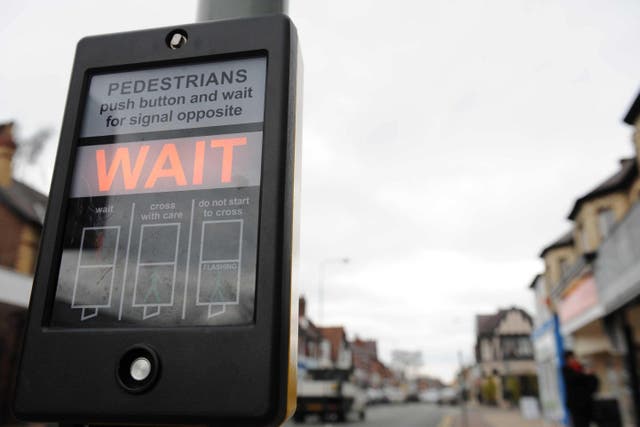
(196, 0, 288, 21)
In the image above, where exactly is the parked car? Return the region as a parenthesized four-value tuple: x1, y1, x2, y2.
(405, 393, 420, 403)
(419, 389, 441, 404)
(366, 387, 388, 405)
(383, 386, 406, 404)
(437, 387, 459, 405)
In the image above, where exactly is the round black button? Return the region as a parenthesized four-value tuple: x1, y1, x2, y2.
(116, 345, 160, 393)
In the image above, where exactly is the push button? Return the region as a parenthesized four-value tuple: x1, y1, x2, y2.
(130, 357, 152, 381)
(117, 345, 160, 393)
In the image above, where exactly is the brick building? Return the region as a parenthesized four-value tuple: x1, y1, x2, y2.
(0, 122, 46, 425)
(318, 326, 352, 369)
(297, 297, 330, 369)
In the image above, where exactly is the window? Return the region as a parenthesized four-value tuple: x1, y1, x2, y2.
(501, 336, 533, 359)
(481, 339, 493, 362)
(558, 257, 570, 277)
(598, 208, 616, 239)
(576, 225, 589, 253)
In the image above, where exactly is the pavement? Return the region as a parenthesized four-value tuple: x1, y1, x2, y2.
(284, 402, 548, 427)
(449, 405, 547, 427)
(284, 402, 456, 426)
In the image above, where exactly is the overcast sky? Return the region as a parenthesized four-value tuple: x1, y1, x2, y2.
(2, 0, 640, 382)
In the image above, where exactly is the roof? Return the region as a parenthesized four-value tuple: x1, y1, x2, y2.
(476, 314, 500, 335)
(476, 307, 533, 336)
(370, 358, 393, 379)
(352, 338, 377, 355)
(568, 158, 637, 220)
(539, 230, 574, 258)
(0, 123, 16, 150)
(0, 179, 47, 226)
(624, 92, 640, 125)
(528, 273, 542, 290)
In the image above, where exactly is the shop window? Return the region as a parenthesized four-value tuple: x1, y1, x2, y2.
(598, 208, 616, 239)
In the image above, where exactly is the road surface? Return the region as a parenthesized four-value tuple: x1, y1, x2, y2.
(284, 402, 459, 427)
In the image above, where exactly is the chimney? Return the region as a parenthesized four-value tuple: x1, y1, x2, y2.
(0, 123, 16, 187)
(299, 296, 306, 318)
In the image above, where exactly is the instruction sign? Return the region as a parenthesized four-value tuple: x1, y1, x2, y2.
(82, 57, 266, 136)
(51, 56, 267, 327)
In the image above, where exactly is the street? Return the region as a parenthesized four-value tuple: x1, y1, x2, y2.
(284, 403, 458, 427)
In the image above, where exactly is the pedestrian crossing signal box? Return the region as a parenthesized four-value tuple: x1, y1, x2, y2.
(14, 15, 300, 427)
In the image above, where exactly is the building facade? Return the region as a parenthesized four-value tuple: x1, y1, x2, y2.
(297, 297, 331, 370)
(542, 158, 640, 426)
(318, 326, 352, 369)
(474, 307, 538, 407)
(527, 94, 640, 427)
(351, 337, 379, 388)
(0, 123, 46, 425)
(530, 273, 568, 426)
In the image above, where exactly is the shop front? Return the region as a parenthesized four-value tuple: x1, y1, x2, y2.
(531, 274, 568, 425)
(595, 202, 640, 426)
(532, 315, 567, 426)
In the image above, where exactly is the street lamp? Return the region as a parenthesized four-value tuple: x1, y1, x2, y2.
(318, 257, 350, 323)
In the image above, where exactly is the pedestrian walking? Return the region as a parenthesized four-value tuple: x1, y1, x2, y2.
(562, 350, 599, 427)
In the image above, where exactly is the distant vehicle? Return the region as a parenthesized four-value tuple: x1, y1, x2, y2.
(366, 387, 388, 405)
(383, 386, 406, 404)
(294, 368, 366, 423)
(437, 387, 458, 405)
(419, 389, 441, 404)
(405, 393, 420, 403)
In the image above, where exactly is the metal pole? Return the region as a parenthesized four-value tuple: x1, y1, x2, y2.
(197, 0, 288, 22)
(458, 350, 469, 427)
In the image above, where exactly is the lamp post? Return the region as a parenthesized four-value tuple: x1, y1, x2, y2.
(197, 0, 287, 22)
(458, 350, 468, 427)
(318, 257, 350, 324)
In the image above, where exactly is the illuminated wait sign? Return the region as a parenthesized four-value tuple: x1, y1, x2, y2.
(70, 132, 262, 197)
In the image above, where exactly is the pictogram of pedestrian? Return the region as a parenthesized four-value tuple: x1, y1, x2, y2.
(143, 270, 163, 303)
(197, 219, 243, 318)
(133, 223, 181, 320)
(209, 277, 232, 302)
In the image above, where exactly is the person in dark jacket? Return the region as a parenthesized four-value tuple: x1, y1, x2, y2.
(562, 350, 599, 427)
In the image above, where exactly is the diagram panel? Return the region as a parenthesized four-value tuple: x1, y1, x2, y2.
(197, 220, 243, 318)
(132, 223, 180, 319)
(71, 226, 120, 321)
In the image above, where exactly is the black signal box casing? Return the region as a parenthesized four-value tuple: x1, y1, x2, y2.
(14, 15, 300, 426)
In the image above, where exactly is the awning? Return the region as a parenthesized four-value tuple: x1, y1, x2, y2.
(595, 203, 640, 315)
(558, 273, 605, 335)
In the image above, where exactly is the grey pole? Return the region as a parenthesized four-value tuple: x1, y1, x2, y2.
(196, 0, 288, 22)
(458, 350, 469, 427)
